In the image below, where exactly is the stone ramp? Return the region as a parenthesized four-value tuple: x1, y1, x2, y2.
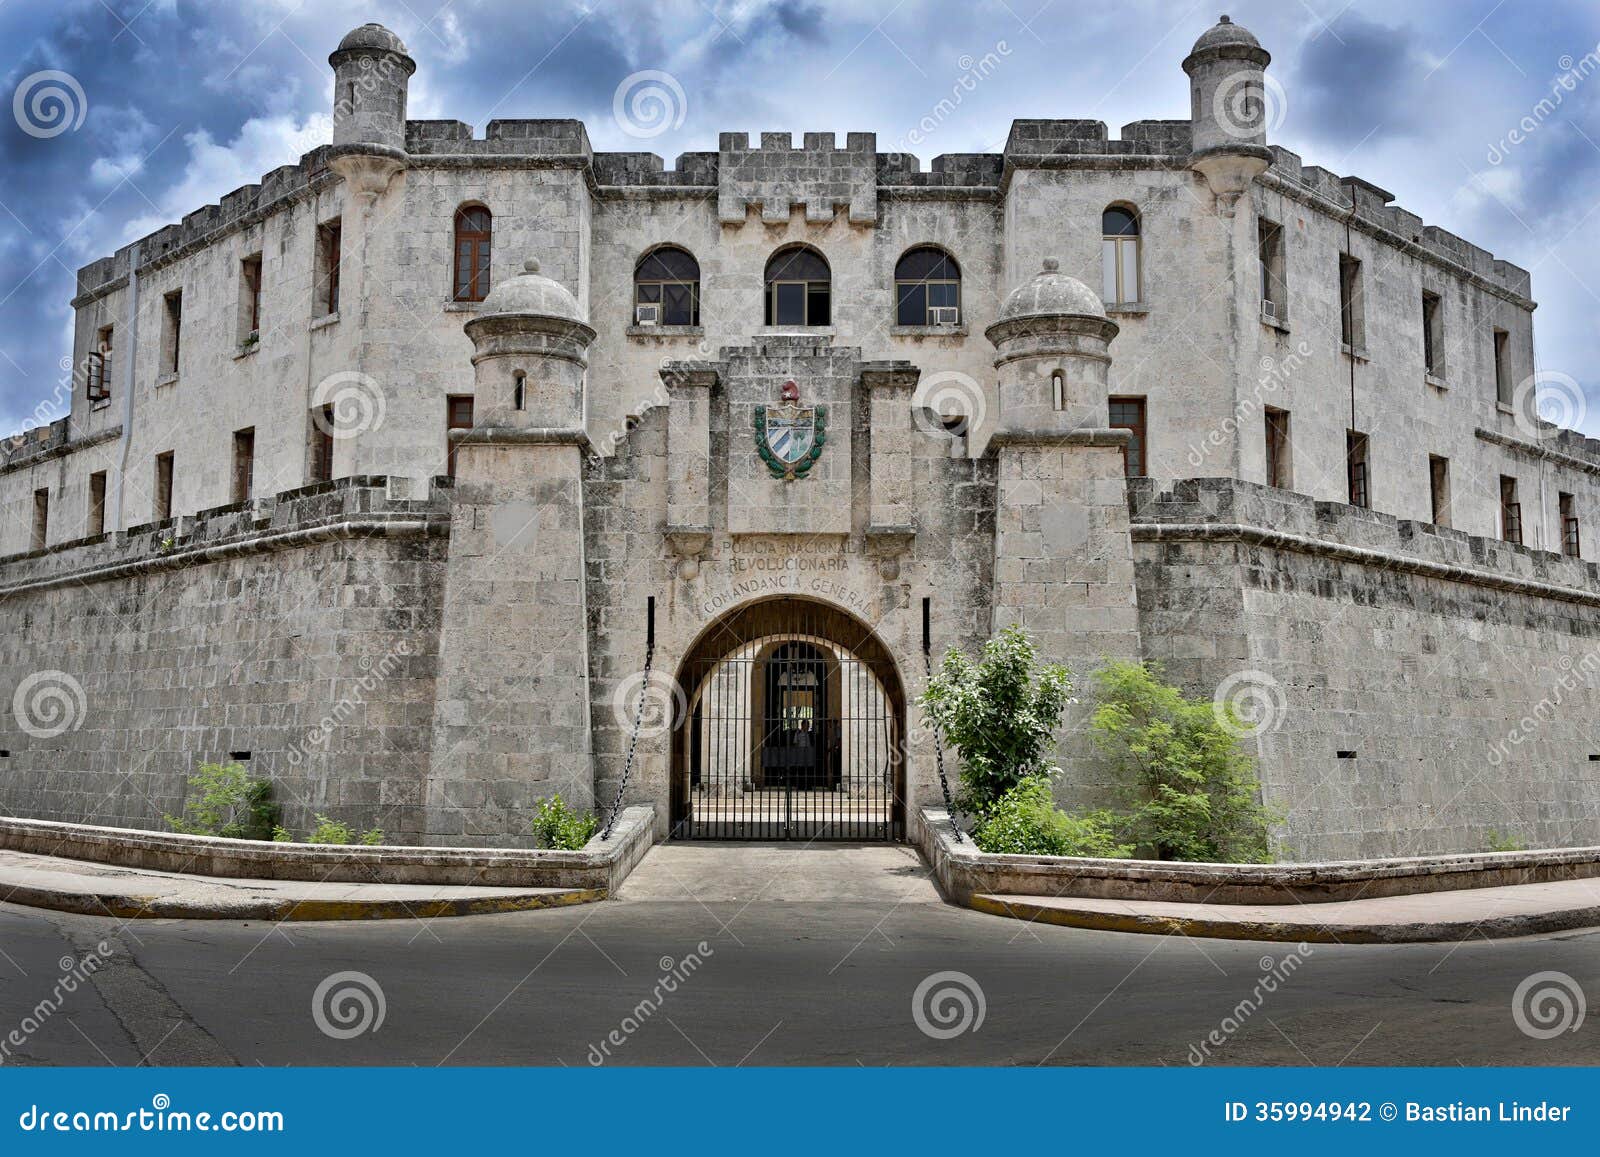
(616, 842, 942, 904)
(0, 848, 600, 921)
(972, 877, 1600, 943)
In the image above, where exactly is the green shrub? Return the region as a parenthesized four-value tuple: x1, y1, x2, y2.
(164, 761, 280, 841)
(531, 795, 599, 850)
(1088, 661, 1276, 863)
(918, 624, 1074, 813)
(972, 776, 1132, 858)
(1485, 830, 1528, 853)
(271, 816, 384, 846)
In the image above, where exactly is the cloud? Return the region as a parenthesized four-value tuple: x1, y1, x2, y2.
(1288, 12, 1429, 145)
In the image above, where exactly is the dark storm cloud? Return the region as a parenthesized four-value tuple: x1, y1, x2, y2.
(1289, 12, 1426, 146)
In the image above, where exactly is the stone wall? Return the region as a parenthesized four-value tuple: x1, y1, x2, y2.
(1131, 477, 1600, 859)
(0, 477, 449, 842)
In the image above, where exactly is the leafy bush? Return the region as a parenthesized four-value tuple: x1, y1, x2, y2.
(164, 762, 280, 841)
(1088, 661, 1276, 863)
(1485, 830, 1528, 853)
(972, 776, 1132, 858)
(918, 624, 1074, 813)
(531, 795, 599, 850)
(271, 816, 385, 846)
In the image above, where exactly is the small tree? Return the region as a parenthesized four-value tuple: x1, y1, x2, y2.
(1088, 661, 1276, 863)
(164, 761, 279, 841)
(918, 624, 1074, 813)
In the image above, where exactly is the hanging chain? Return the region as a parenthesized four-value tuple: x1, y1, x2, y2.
(922, 649, 964, 842)
(601, 640, 653, 841)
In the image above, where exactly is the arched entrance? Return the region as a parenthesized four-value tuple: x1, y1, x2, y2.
(671, 596, 906, 840)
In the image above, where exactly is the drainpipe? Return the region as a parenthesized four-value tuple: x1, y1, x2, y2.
(111, 240, 140, 532)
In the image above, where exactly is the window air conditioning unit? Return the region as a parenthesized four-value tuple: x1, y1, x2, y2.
(1260, 299, 1279, 323)
(635, 304, 660, 326)
(929, 306, 960, 327)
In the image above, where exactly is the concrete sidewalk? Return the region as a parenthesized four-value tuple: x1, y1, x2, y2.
(971, 877, 1600, 942)
(0, 848, 601, 921)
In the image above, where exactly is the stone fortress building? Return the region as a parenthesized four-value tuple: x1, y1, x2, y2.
(1, 17, 1597, 858)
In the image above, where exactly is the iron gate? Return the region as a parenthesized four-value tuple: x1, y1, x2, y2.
(672, 599, 904, 840)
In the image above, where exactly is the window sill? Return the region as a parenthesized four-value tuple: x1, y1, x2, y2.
(1341, 343, 1370, 363)
(310, 312, 340, 331)
(156, 372, 178, 388)
(756, 326, 834, 336)
(1259, 314, 1290, 334)
(234, 343, 260, 361)
(1425, 373, 1447, 390)
(626, 325, 704, 338)
(1105, 302, 1150, 317)
(890, 325, 967, 337)
(443, 300, 483, 313)
(1497, 401, 1515, 415)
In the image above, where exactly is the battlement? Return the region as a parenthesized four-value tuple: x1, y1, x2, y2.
(716, 131, 878, 224)
(0, 475, 450, 588)
(405, 117, 592, 157)
(1001, 119, 1193, 159)
(1267, 147, 1532, 298)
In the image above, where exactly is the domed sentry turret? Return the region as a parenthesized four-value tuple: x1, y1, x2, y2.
(1182, 15, 1273, 212)
(985, 257, 1120, 436)
(329, 23, 416, 152)
(462, 258, 596, 431)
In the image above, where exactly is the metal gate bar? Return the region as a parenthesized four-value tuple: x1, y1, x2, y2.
(673, 600, 904, 841)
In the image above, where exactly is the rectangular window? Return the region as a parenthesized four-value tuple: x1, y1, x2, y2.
(87, 325, 113, 404)
(1560, 492, 1580, 558)
(87, 471, 107, 537)
(1493, 328, 1512, 405)
(240, 254, 263, 343)
(1257, 219, 1285, 321)
(1428, 455, 1450, 527)
(1108, 397, 1147, 478)
(154, 451, 174, 522)
(1500, 474, 1522, 545)
(232, 428, 255, 505)
(1346, 430, 1369, 509)
(309, 406, 335, 484)
(161, 290, 183, 376)
(316, 219, 342, 317)
(1422, 291, 1443, 377)
(1264, 407, 1291, 488)
(446, 395, 474, 479)
(1338, 253, 1364, 350)
(31, 488, 48, 551)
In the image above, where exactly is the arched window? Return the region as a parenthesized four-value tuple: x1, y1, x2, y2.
(634, 246, 700, 326)
(453, 206, 492, 302)
(894, 246, 961, 326)
(1101, 205, 1140, 306)
(764, 246, 830, 327)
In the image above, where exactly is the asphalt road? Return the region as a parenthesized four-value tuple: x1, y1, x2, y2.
(0, 844, 1593, 1067)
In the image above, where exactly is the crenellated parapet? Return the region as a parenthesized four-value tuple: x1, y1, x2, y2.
(716, 131, 878, 224)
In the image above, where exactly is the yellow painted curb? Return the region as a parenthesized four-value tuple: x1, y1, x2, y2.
(1, 883, 607, 921)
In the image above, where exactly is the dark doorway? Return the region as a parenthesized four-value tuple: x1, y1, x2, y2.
(672, 597, 905, 840)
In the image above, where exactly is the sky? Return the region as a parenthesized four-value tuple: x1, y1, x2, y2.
(1, 0, 1597, 437)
